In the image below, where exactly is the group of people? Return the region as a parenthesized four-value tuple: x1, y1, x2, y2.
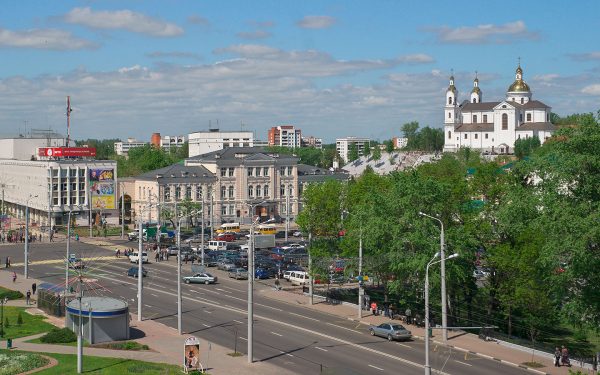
(0, 232, 43, 243)
(154, 248, 170, 262)
(25, 283, 37, 305)
(555, 346, 571, 367)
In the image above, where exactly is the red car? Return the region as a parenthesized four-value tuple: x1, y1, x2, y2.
(215, 233, 235, 242)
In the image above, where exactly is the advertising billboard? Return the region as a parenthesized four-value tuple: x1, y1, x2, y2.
(90, 169, 116, 209)
(38, 147, 97, 157)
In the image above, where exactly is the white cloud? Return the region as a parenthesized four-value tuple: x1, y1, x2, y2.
(146, 51, 202, 60)
(581, 84, 600, 95)
(64, 7, 184, 37)
(236, 30, 271, 40)
(297, 15, 335, 29)
(426, 21, 538, 44)
(396, 54, 435, 64)
(187, 15, 210, 26)
(569, 51, 600, 61)
(0, 27, 95, 50)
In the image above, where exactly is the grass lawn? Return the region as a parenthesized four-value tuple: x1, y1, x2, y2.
(0, 287, 24, 301)
(26, 338, 150, 351)
(0, 350, 204, 374)
(0, 307, 55, 340)
(0, 350, 49, 375)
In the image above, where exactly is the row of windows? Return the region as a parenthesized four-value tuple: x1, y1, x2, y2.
(220, 168, 235, 177)
(280, 166, 293, 176)
(248, 167, 269, 177)
(248, 185, 270, 198)
(50, 169, 87, 178)
(221, 204, 236, 216)
(221, 185, 236, 199)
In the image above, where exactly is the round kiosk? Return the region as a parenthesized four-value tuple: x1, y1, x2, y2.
(65, 296, 130, 344)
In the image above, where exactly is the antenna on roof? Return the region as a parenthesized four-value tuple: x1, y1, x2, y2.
(66, 96, 73, 147)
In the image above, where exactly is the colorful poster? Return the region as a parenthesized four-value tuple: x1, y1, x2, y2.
(183, 336, 201, 372)
(90, 169, 116, 209)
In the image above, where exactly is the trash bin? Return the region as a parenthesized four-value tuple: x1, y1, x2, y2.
(7, 338, 12, 349)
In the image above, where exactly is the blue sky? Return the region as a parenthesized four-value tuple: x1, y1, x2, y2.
(0, 1, 599, 143)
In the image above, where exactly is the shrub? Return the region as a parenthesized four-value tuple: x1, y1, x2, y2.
(4, 317, 9, 328)
(0, 289, 24, 301)
(40, 327, 77, 343)
(17, 312, 23, 326)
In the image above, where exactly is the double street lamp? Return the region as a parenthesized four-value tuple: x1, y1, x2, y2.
(24, 194, 38, 279)
(419, 211, 449, 342)
(424, 252, 459, 375)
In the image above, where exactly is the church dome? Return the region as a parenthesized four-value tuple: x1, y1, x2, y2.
(508, 65, 530, 92)
(447, 76, 457, 93)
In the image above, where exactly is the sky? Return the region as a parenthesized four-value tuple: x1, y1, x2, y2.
(0, 1, 599, 143)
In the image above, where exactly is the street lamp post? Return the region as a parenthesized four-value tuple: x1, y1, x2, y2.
(65, 207, 81, 295)
(358, 226, 363, 319)
(24, 194, 38, 279)
(247, 200, 267, 364)
(419, 212, 448, 341)
(425, 252, 458, 375)
(177, 213, 183, 335)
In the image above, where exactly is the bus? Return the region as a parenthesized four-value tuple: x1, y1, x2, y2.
(257, 224, 277, 235)
(216, 222, 240, 234)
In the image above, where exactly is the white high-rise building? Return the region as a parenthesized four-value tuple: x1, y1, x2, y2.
(114, 138, 147, 156)
(188, 130, 254, 157)
(443, 64, 556, 154)
(336, 137, 370, 163)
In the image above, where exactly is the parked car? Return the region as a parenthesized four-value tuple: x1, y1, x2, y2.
(127, 266, 147, 278)
(215, 233, 235, 242)
(127, 231, 138, 241)
(369, 323, 412, 341)
(282, 243, 304, 251)
(217, 260, 237, 271)
(292, 231, 303, 237)
(228, 268, 248, 280)
(255, 268, 272, 279)
(183, 273, 217, 284)
(167, 245, 180, 256)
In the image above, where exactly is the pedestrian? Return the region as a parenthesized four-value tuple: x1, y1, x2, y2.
(371, 301, 378, 316)
(32, 282, 37, 295)
(12, 271, 17, 283)
(155, 252, 159, 263)
(5, 256, 8, 268)
(383, 301, 390, 318)
(554, 347, 561, 367)
(561, 345, 571, 367)
(274, 276, 281, 291)
(26, 290, 31, 305)
(405, 307, 412, 324)
(364, 294, 370, 311)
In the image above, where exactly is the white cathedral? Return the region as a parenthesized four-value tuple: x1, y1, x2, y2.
(443, 64, 556, 154)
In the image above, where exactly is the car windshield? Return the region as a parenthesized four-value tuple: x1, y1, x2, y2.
(204, 273, 214, 277)
(391, 325, 406, 331)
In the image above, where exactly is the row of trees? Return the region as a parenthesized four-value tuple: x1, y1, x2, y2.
(297, 112, 600, 354)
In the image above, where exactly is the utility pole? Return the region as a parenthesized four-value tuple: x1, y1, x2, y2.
(248, 216, 255, 363)
(358, 226, 363, 319)
(284, 193, 289, 243)
(200, 198, 205, 266)
(137, 201, 144, 322)
(76, 275, 83, 373)
(176, 205, 182, 335)
(120, 184, 125, 239)
(308, 232, 313, 305)
(24, 194, 37, 279)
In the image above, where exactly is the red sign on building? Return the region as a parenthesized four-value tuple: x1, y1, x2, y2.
(38, 147, 97, 157)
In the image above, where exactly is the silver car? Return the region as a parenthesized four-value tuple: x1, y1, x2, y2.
(228, 268, 248, 280)
(369, 322, 412, 341)
(183, 273, 217, 285)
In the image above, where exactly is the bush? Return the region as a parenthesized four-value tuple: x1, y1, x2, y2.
(0, 288, 24, 301)
(17, 312, 23, 326)
(40, 328, 77, 343)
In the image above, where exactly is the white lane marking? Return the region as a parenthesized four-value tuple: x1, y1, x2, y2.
(326, 322, 360, 333)
(150, 294, 158, 297)
(255, 303, 282, 311)
(270, 331, 282, 337)
(455, 360, 473, 367)
(204, 310, 212, 314)
(368, 364, 384, 371)
(279, 350, 294, 357)
(144, 304, 152, 308)
(288, 312, 319, 321)
(240, 337, 247, 341)
(233, 320, 244, 324)
(397, 343, 411, 348)
(202, 324, 211, 327)
(215, 288, 232, 294)
(315, 346, 328, 352)
(89, 267, 449, 374)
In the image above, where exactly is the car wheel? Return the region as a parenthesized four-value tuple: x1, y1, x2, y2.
(204, 280, 210, 285)
(185, 279, 190, 284)
(387, 334, 393, 342)
(370, 329, 375, 336)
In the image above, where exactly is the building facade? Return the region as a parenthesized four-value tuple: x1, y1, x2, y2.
(160, 135, 186, 153)
(267, 125, 302, 148)
(301, 136, 323, 149)
(444, 65, 556, 154)
(114, 138, 147, 156)
(188, 130, 254, 158)
(336, 137, 371, 164)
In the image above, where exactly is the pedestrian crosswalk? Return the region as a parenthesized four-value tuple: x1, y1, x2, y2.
(11, 255, 117, 267)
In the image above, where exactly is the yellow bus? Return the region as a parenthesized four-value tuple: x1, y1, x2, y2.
(216, 222, 241, 234)
(257, 224, 277, 235)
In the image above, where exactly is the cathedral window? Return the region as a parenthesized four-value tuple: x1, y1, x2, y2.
(526, 113, 531, 122)
(519, 114, 523, 123)
(520, 98, 524, 104)
(448, 97, 452, 105)
(483, 115, 488, 122)
(464, 134, 468, 139)
(448, 112, 451, 119)
(473, 115, 477, 123)
(502, 114, 508, 130)
(447, 131, 451, 139)
(485, 133, 489, 139)
(475, 134, 478, 139)
(472, 98, 476, 103)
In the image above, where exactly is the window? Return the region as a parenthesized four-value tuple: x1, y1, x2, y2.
(448, 97, 452, 105)
(502, 114, 508, 130)
(263, 167, 269, 176)
(473, 115, 477, 123)
(196, 186, 202, 200)
(526, 113, 531, 122)
(256, 185, 262, 197)
(448, 112, 451, 119)
(519, 114, 523, 123)
(221, 205, 227, 215)
(447, 131, 451, 139)
(186, 186, 191, 199)
(280, 184, 285, 196)
(220, 186, 226, 199)
(263, 184, 269, 197)
(280, 167, 285, 176)
(176, 186, 181, 200)
(483, 115, 488, 122)
(247, 167, 253, 177)
(228, 168, 234, 177)
(475, 134, 478, 139)
(248, 185, 253, 197)
(220, 168, 226, 177)
(472, 98, 476, 103)
(228, 186, 234, 199)
(288, 184, 293, 197)
(521, 98, 524, 104)
(464, 134, 468, 139)
(518, 134, 521, 139)
(256, 167, 261, 177)
(164, 188, 170, 202)
(287, 166, 293, 175)
(485, 133, 489, 139)
(546, 114, 549, 122)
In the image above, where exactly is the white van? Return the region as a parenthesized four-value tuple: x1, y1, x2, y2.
(289, 271, 309, 286)
(129, 252, 149, 263)
(208, 241, 227, 251)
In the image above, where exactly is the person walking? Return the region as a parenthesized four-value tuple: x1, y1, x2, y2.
(554, 347, 561, 367)
(26, 290, 31, 305)
(155, 252, 160, 263)
(274, 276, 281, 291)
(405, 307, 412, 324)
(32, 282, 37, 295)
(561, 345, 571, 367)
(364, 294, 370, 311)
(371, 301, 378, 316)
(5, 256, 8, 268)
(12, 271, 17, 283)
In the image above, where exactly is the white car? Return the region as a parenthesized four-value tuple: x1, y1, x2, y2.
(129, 252, 149, 264)
(282, 243, 304, 251)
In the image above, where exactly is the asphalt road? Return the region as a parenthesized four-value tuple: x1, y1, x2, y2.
(1, 240, 532, 375)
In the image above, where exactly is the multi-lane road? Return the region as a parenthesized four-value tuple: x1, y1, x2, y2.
(1, 239, 532, 375)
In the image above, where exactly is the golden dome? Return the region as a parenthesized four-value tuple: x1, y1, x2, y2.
(508, 79, 530, 92)
(447, 84, 457, 93)
(471, 86, 481, 94)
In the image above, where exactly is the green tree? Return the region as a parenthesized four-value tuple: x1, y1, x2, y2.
(372, 145, 382, 160)
(513, 137, 540, 159)
(75, 139, 120, 160)
(384, 140, 394, 153)
(347, 143, 359, 163)
(363, 142, 371, 156)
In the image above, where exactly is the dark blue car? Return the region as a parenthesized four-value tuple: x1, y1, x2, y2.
(127, 266, 147, 278)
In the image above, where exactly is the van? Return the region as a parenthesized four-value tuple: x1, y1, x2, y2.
(129, 252, 149, 264)
(208, 241, 227, 251)
(289, 271, 309, 286)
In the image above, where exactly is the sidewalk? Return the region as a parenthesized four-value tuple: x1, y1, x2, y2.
(0, 269, 294, 375)
(260, 286, 594, 375)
